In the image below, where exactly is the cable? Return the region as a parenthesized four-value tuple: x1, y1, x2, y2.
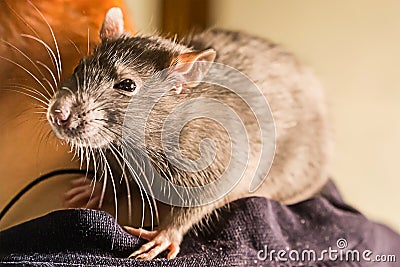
(0, 169, 90, 222)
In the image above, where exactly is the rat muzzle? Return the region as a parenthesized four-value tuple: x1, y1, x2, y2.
(48, 98, 73, 130)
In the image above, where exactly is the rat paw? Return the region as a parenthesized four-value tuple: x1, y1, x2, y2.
(64, 176, 103, 209)
(125, 226, 181, 260)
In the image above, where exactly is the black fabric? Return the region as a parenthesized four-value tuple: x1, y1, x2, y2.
(1, 180, 399, 266)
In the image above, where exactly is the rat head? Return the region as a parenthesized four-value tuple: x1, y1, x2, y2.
(47, 7, 216, 149)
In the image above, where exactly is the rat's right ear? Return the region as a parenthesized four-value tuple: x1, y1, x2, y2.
(169, 49, 216, 91)
(100, 7, 124, 41)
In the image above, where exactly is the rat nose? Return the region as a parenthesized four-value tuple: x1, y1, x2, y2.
(49, 102, 71, 128)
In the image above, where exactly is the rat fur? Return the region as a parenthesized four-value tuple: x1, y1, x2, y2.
(47, 8, 331, 260)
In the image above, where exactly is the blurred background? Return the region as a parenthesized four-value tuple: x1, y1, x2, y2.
(1, 0, 399, 232)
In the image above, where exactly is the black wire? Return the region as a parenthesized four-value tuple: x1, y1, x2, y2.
(0, 169, 90, 222)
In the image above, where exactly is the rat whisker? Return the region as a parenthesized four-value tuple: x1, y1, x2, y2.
(84, 104, 133, 116)
(0, 56, 52, 97)
(74, 72, 84, 103)
(98, 148, 118, 249)
(60, 86, 75, 97)
(114, 141, 160, 228)
(79, 140, 85, 168)
(3, 83, 51, 103)
(0, 40, 54, 96)
(27, 0, 62, 82)
(84, 138, 91, 180)
(83, 138, 100, 209)
(5, 0, 58, 75)
(67, 37, 84, 58)
(86, 90, 109, 107)
(70, 142, 78, 160)
(98, 148, 108, 208)
(107, 144, 133, 225)
(42, 78, 56, 96)
(112, 143, 154, 230)
(83, 59, 87, 97)
(96, 127, 158, 229)
(147, 150, 186, 204)
(89, 146, 99, 198)
(21, 34, 61, 81)
(32, 103, 48, 110)
(87, 27, 90, 56)
(2, 88, 49, 107)
(36, 60, 58, 94)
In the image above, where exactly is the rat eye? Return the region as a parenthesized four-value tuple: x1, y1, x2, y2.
(113, 79, 137, 92)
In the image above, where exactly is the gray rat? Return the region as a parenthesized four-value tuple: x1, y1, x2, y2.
(47, 8, 331, 260)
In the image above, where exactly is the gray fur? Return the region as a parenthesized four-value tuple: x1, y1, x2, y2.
(47, 28, 331, 255)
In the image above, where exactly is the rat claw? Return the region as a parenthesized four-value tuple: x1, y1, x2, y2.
(126, 228, 181, 260)
(140, 243, 170, 260)
(167, 244, 180, 260)
(129, 240, 156, 258)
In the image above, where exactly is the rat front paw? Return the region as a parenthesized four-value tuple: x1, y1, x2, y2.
(64, 176, 104, 209)
(125, 226, 182, 260)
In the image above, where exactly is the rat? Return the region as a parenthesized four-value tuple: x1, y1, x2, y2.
(47, 8, 331, 260)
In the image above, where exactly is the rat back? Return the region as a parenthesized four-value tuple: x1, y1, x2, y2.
(187, 29, 332, 204)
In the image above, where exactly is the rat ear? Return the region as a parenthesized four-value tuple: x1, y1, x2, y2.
(100, 7, 124, 41)
(169, 49, 216, 90)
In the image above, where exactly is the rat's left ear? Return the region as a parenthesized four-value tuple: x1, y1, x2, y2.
(169, 49, 216, 90)
(100, 7, 124, 41)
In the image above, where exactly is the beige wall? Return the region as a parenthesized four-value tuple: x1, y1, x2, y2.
(209, 0, 400, 231)
(126, 0, 160, 33)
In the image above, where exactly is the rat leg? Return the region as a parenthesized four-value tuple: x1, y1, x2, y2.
(125, 204, 220, 260)
(125, 227, 181, 260)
